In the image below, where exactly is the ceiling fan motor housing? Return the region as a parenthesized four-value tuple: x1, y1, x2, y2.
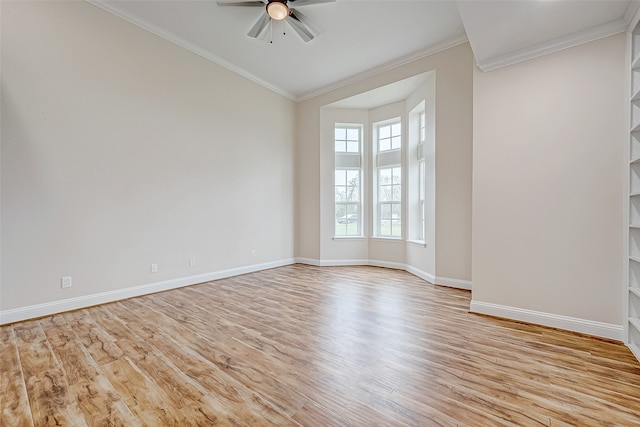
(266, 0, 289, 20)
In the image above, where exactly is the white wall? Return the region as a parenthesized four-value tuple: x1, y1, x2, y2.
(1, 1, 295, 317)
(472, 34, 626, 335)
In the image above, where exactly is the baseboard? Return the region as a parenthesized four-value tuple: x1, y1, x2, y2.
(469, 300, 624, 341)
(404, 265, 436, 284)
(0, 258, 295, 325)
(320, 259, 371, 267)
(367, 259, 406, 270)
(294, 257, 321, 266)
(435, 276, 472, 290)
(294, 257, 471, 291)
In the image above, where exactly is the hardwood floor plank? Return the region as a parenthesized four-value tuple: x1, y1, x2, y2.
(69, 376, 140, 427)
(0, 326, 35, 427)
(100, 357, 187, 426)
(39, 316, 100, 386)
(3, 265, 640, 426)
(62, 310, 123, 365)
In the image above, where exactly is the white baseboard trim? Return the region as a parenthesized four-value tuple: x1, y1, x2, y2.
(294, 257, 321, 266)
(294, 257, 470, 291)
(320, 259, 371, 267)
(0, 258, 295, 325)
(404, 265, 436, 284)
(368, 259, 406, 270)
(470, 300, 624, 341)
(435, 276, 472, 290)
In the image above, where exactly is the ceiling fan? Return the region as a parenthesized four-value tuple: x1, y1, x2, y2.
(217, 0, 335, 43)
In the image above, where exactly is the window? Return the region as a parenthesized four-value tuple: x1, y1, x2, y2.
(335, 125, 362, 236)
(374, 119, 402, 237)
(418, 111, 426, 240)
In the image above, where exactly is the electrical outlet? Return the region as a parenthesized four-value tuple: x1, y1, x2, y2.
(189, 257, 196, 267)
(150, 263, 158, 273)
(61, 276, 72, 289)
(250, 250, 256, 258)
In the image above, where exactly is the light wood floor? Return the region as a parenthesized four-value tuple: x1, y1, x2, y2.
(2, 264, 640, 426)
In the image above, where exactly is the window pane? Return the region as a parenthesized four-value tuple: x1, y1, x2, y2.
(393, 167, 401, 183)
(391, 136, 401, 149)
(335, 188, 346, 202)
(347, 128, 359, 141)
(335, 170, 346, 186)
(379, 168, 391, 183)
(380, 220, 391, 235)
(392, 186, 401, 201)
(335, 141, 346, 152)
(346, 140, 359, 153)
(391, 123, 401, 136)
(335, 128, 346, 140)
(379, 125, 390, 139)
(419, 161, 425, 199)
(380, 203, 391, 218)
(379, 185, 392, 202)
(379, 139, 390, 152)
(346, 170, 359, 182)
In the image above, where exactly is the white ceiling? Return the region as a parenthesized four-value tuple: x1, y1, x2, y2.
(90, 0, 639, 101)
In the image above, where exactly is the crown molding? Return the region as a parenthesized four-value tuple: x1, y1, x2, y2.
(85, 0, 298, 100)
(625, 0, 640, 31)
(296, 34, 469, 102)
(477, 18, 628, 72)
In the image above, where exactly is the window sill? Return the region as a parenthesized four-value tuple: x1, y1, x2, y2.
(407, 239, 427, 248)
(333, 236, 366, 241)
(370, 236, 403, 242)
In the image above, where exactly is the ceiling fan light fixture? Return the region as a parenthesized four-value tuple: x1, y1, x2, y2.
(267, 1, 289, 20)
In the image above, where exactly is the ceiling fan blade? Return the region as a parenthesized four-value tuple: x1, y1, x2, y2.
(217, 1, 265, 6)
(288, 0, 334, 6)
(288, 10, 316, 42)
(247, 13, 271, 38)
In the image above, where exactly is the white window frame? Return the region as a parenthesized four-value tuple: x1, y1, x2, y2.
(334, 124, 363, 237)
(373, 118, 402, 238)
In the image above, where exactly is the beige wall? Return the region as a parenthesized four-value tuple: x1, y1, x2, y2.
(472, 34, 626, 326)
(296, 43, 473, 283)
(1, 1, 295, 312)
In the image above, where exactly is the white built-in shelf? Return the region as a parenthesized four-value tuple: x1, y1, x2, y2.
(627, 24, 640, 364)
